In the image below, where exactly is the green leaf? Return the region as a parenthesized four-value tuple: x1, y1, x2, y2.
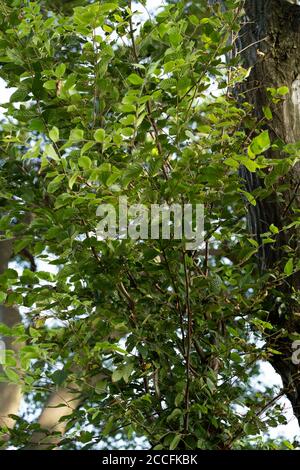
(243, 422, 257, 436)
(44, 143, 60, 162)
(169, 434, 181, 450)
(269, 224, 279, 234)
(277, 86, 289, 96)
(206, 377, 216, 393)
(81, 141, 96, 155)
(49, 126, 59, 143)
(127, 73, 144, 86)
(121, 127, 134, 137)
(242, 159, 258, 172)
(230, 351, 242, 363)
(95, 380, 107, 394)
(78, 155, 92, 170)
(262, 106, 272, 120)
(5, 368, 19, 383)
(55, 63, 66, 78)
(112, 368, 123, 383)
(10, 87, 28, 103)
(70, 128, 84, 142)
(284, 258, 293, 276)
(224, 158, 239, 168)
(52, 368, 68, 386)
(250, 130, 270, 155)
(14, 238, 31, 254)
(4, 269, 18, 279)
(169, 30, 182, 47)
(239, 190, 256, 206)
(43, 80, 57, 90)
(68, 172, 79, 189)
(122, 362, 134, 383)
(47, 175, 65, 193)
(167, 408, 182, 423)
(94, 128, 106, 143)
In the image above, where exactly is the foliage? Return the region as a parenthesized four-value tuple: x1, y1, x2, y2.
(0, 0, 299, 450)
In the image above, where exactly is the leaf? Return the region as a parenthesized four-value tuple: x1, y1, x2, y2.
(269, 224, 279, 234)
(55, 63, 66, 78)
(94, 128, 105, 143)
(43, 80, 57, 90)
(121, 127, 134, 137)
(249, 130, 271, 155)
(262, 106, 272, 120)
(70, 128, 84, 142)
(5, 368, 19, 383)
(103, 416, 114, 436)
(52, 368, 68, 386)
(277, 86, 289, 96)
(99, 2, 117, 13)
(44, 143, 60, 162)
(95, 380, 107, 394)
(78, 155, 92, 170)
(4, 269, 18, 280)
(206, 377, 216, 393)
(243, 422, 257, 436)
(68, 172, 79, 189)
(169, 30, 182, 47)
(239, 189, 256, 206)
(112, 368, 124, 382)
(167, 408, 182, 423)
(284, 258, 293, 276)
(230, 352, 242, 363)
(47, 175, 65, 193)
(81, 141, 96, 155)
(169, 433, 181, 450)
(224, 157, 239, 168)
(49, 126, 59, 143)
(127, 73, 144, 86)
(9, 87, 28, 103)
(242, 159, 258, 172)
(175, 392, 184, 407)
(122, 362, 134, 383)
(14, 238, 31, 254)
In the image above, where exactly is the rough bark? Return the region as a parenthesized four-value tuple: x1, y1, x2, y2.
(211, 0, 300, 422)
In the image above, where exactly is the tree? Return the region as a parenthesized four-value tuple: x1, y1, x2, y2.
(0, 0, 299, 450)
(209, 0, 300, 422)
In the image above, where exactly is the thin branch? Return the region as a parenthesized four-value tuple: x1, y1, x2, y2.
(127, 1, 169, 180)
(183, 251, 192, 434)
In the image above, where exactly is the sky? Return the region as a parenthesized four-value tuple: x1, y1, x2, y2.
(0, 0, 299, 445)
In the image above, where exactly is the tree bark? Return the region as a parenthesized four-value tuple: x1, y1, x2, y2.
(210, 0, 300, 422)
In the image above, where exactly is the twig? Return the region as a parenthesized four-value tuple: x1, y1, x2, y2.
(183, 251, 192, 434)
(127, 1, 169, 180)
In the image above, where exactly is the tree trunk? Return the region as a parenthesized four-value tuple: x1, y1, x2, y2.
(211, 0, 300, 422)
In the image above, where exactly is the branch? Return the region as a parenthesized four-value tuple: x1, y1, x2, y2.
(183, 252, 192, 434)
